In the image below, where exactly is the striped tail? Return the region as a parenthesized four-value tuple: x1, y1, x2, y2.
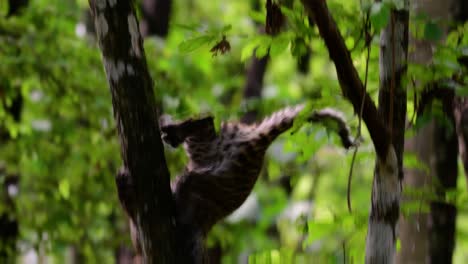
(251, 104, 354, 149)
(251, 104, 305, 142)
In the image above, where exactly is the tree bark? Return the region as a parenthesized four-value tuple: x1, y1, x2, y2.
(241, 55, 269, 124)
(429, 92, 458, 263)
(140, 0, 172, 37)
(454, 98, 468, 178)
(88, 0, 179, 262)
(300, 1, 406, 262)
(397, 0, 459, 262)
(369, 3, 409, 263)
(453, 0, 468, 180)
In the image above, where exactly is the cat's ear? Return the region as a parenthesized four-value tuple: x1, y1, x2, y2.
(159, 115, 186, 147)
(160, 123, 186, 148)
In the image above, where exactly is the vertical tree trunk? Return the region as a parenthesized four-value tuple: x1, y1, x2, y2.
(241, 56, 269, 124)
(430, 93, 458, 263)
(366, 2, 409, 263)
(88, 0, 179, 262)
(397, 123, 433, 263)
(140, 0, 172, 37)
(453, 0, 468, 180)
(454, 98, 468, 178)
(300, 1, 404, 262)
(397, 1, 459, 262)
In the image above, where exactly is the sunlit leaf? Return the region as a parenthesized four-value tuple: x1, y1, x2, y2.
(178, 35, 216, 53)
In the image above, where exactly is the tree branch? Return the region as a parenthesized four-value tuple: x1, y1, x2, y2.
(300, 0, 391, 159)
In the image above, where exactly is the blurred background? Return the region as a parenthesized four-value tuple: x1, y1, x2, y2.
(1, 0, 468, 263)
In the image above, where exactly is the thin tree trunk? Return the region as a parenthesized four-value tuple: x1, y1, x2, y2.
(397, 122, 433, 263)
(140, 0, 172, 37)
(89, 0, 180, 262)
(454, 98, 468, 178)
(397, 1, 459, 262)
(365, 2, 409, 262)
(430, 93, 458, 263)
(300, 1, 407, 262)
(453, 0, 468, 180)
(241, 56, 269, 124)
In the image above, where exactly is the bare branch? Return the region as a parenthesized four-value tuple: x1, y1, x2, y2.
(300, 0, 391, 159)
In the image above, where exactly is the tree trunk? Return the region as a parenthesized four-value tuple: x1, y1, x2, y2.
(300, 1, 405, 262)
(454, 98, 468, 178)
(430, 95, 458, 263)
(366, 1, 409, 262)
(453, 0, 468, 180)
(397, 1, 458, 262)
(88, 0, 179, 262)
(140, 0, 172, 37)
(241, 55, 269, 124)
(397, 122, 433, 263)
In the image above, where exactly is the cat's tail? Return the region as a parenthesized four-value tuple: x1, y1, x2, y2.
(252, 104, 355, 149)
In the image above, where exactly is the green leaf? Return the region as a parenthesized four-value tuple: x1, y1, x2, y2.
(249, 10, 265, 24)
(270, 35, 290, 57)
(255, 42, 271, 58)
(220, 24, 232, 33)
(241, 36, 270, 61)
(290, 38, 308, 57)
(178, 35, 215, 53)
(424, 22, 443, 41)
(306, 220, 337, 243)
(370, 2, 391, 33)
(290, 102, 313, 133)
(59, 180, 70, 200)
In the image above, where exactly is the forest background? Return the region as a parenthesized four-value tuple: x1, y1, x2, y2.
(1, 0, 468, 263)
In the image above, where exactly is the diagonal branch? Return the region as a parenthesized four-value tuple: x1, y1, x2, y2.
(300, 0, 391, 159)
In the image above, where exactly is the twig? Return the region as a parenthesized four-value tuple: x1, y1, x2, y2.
(347, 11, 371, 213)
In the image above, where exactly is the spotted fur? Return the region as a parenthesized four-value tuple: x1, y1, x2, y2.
(159, 104, 352, 262)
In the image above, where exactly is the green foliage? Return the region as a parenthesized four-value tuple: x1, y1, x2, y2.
(1, 0, 468, 262)
(370, 2, 391, 33)
(424, 21, 443, 41)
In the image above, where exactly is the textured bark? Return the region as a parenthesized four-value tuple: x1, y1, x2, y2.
(409, 87, 459, 263)
(454, 1, 468, 180)
(369, 3, 409, 263)
(300, 1, 405, 262)
(377, 8, 409, 182)
(397, 0, 459, 262)
(140, 0, 172, 37)
(88, 0, 178, 262)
